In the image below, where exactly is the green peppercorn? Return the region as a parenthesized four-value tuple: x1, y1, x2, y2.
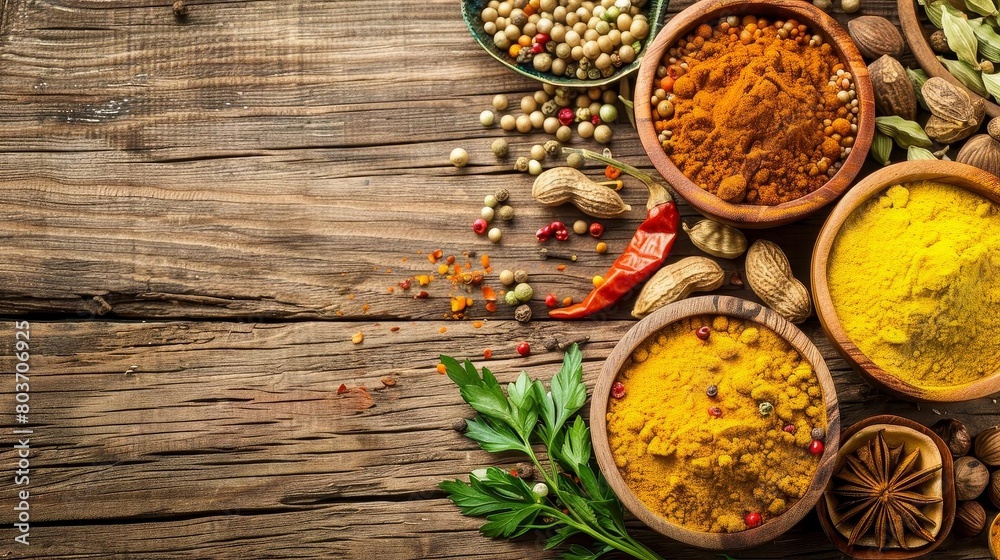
(504, 290, 520, 306)
(491, 138, 509, 158)
(758, 401, 774, 417)
(499, 269, 515, 286)
(594, 124, 613, 144)
(480, 110, 495, 127)
(514, 156, 529, 172)
(497, 205, 515, 222)
(495, 188, 510, 202)
(450, 147, 469, 168)
(543, 140, 562, 157)
(484, 194, 499, 208)
(566, 152, 584, 168)
(513, 282, 533, 302)
(555, 125, 572, 143)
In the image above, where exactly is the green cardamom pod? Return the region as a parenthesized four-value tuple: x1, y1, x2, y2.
(907, 145, 938, 160)
(923, 0, 945, 29)
(942, 9, 980, 66)
(872, 130, 894, 165)
(969, 18, 1000, 63)
(907, 67, 931, 111)
(981, 68, 1000, 101)
(938, 56, 989, 97)
(875, 115, 934, 149)
(965, 0, 998, 18)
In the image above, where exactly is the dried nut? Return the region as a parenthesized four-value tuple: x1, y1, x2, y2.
(955, 500, 987, 538)
(631, 257, 725, 318)
(932, 418, 972, 457)
(989, 117, 1000, 141)
(681, 220, 748, 259)
(922, 77, 986, 127)
(975, 426, 1000, 467)
(989, 470, 1000, 509)
(532, 167, 632, 218)
(957, 134, 1000, 177)
(955, 456, 990, 501)
(847, 16, 906, 60)
(869, 55, 917, 120)
(924, 114, 978, 144)
(744, 240, 812, 324)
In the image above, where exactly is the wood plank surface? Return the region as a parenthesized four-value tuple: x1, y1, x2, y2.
(0, 0, 997, 558)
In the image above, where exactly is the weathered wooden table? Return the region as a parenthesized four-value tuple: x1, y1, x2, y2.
(0, 0, 996, 558)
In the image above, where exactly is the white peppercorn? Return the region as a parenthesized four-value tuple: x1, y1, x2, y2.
(499, 269, 515, 286)
(521, 95, 538, 113)
(530, 144, 547, 161)
(450, 148, 469, 168)
(515, 114, 533, 133)
(491, 138, 509, 158)
(480, 110, 496, 127)
(492, 94, 508, 111)
(529, 110, 545, 129)
(513, 304, 532, 323)
(513, 269, 529, 283)
(528, 159, 543, 175)
(488, 227, 502, 243)
(500, 114, 517, 131)
(566, 152, 584, 168)
(594, 124, 613, 144)
(573, 219, 588, 234)
(543, 117, 561, 134)
(577, 121, 595, 139)
(481, 206, 495, 222)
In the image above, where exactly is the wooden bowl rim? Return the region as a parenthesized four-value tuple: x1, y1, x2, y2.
(460, 0, 669, 87)
(897, 0, 1000, 119)
(989, 512, 1000, 559)
(589, 295, 841, 550)
(815, 414, 956, 559)
(810, 160, 1000, 402)
(633, 0, 875, 228)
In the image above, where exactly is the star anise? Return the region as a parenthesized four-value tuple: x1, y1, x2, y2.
(828, 429, 942, 551)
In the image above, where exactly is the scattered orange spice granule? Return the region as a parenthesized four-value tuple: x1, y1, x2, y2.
(439, 326, 447, 334)
(472, 321, 484, 329)
(483, 349, 493, 359)
(436, 363, 447, 374)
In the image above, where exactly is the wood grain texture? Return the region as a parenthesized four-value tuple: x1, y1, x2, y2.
(0, 0, 996, 558)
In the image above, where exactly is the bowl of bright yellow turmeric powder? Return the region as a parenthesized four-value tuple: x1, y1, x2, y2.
(812, 160, 1000, 402)
(591, 295, 841, 550)
(633, 0, 875, 228)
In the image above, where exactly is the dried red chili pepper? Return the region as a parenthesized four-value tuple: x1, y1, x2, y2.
(549, 149, 680, 320)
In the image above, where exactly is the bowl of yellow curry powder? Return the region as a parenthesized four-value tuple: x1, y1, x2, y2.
(590, 295, 841, 550)
(633, 0, 875, 228)
(812, 160, 1000, 402)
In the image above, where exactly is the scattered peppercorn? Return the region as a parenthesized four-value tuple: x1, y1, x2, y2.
(491, 138, 509, 158)
(589, 222, 605, 238)
(545, 294, 558, 308)
(472, 218, 488, 235)
(744, 512, 762, 529)
(488, 227, 503, 243)
(566, 152, 584, 168)
(513, 282, 533, 302)
(351, 331, 364, 344)
(484, 194, 499, 208)
(706, 384, 718, 398)
(809, 440, 825, 455)
(758, 401, 774, 416)
(514, 304, 532, 323)
(499, 269, 515, 286)
(783, 424, 796, 433)
(172, 0, 188, 18)
(695, 326, 711, 340)
(573, 219, 588, 235)
(450, 148, 469, 168)
(513, 269, 529, 283)
(592, 275, 605, 288)
(483, 348, 493, 359)
(480, 110, 495, 127)
(516, 341, 531, 356)
(811, 427, 825, 440)
(496, 205, 515, 222)
(492, 94, 508, 111)
(595, 241, 608, 254)
(708, 406, 723, 418)
(611, 381, 627, 399)
(504, 291, 520, 306)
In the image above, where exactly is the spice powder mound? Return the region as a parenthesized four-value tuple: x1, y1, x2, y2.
(652, 17, 857, 205)
(606, 315, 827, 533)
(827, 181, 1000, 387)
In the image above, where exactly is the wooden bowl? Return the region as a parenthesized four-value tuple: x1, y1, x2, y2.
(461, 0, 669, 87)
(590, 295, 841, 550)
(990, 512, 1000, 559)
(811, 160, 1000, 401)
(633, 0, 875, 228)
(898, 0, 1000, 119)
(816, 414, 955, 559)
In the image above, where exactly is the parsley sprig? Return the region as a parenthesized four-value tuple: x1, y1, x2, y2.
(438, 344, 665, 560)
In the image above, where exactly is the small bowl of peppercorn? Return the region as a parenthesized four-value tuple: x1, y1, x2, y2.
(633, 0, 875, 228)
(591, 295, 841, 550)
(462, 0, 669, 87)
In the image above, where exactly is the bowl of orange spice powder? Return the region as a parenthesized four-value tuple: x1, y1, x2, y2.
(633, 0, 875, 228)
(590, 295, 840, 549)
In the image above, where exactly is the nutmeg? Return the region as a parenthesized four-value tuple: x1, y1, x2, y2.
(989, 470, 1000, 509)
(955, 500, 987, 538)
(932, 418, 972, 458)
(869, 55, 917, 120)
(976, 426, 1000, 467)
(956, 134, 1000, 178)
(955, 456, 990, 501)
(847, 16, 906, 60)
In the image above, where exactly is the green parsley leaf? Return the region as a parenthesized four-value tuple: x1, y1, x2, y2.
(463, 416, 531, 455)
(563, 544, 615, 560)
